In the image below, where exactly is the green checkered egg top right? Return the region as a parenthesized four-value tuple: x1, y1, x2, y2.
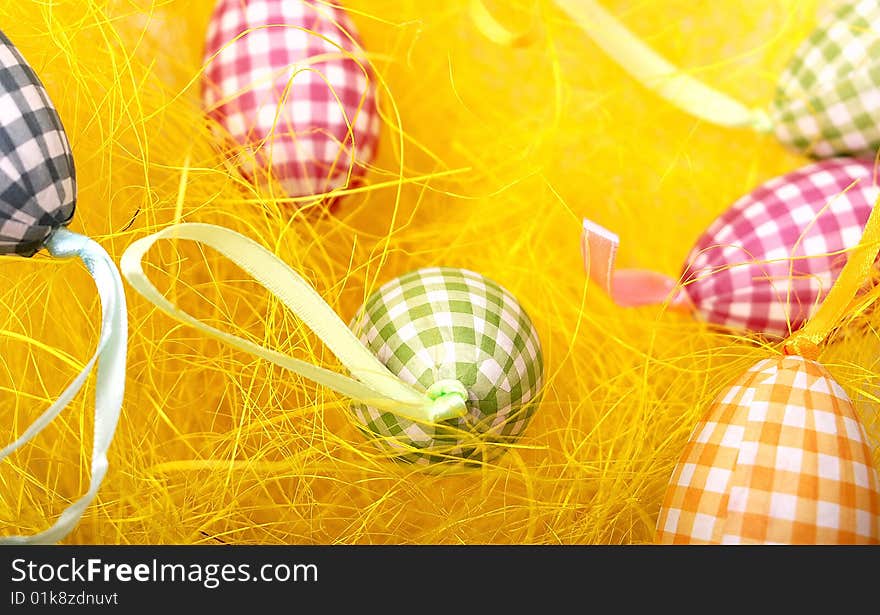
(547, 0, 880, 158)
(770, 0, 880, 157)
(349, 267, 544, 467)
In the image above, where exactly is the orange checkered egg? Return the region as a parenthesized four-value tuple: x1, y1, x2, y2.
(656, 354, 880, 544)
(202, 0, 380, 202)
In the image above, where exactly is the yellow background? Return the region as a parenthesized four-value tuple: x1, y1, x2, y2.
(2, 0, 877, 544)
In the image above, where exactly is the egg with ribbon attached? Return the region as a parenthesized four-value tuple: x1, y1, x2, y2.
(0, 28, 129, 546)
(583, 157, 879, 338)
(348, 267, 545, 466)
(770, 0, 880, 158)
(0, 29, 76, 256)
(202, 0, 380, 201)
(656, 354, 880, 544)
(551, 0, 880, 159)
(681, 157, 877, 336)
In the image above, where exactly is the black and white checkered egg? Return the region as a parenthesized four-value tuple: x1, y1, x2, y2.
(349, 267, 544, 467)
(0, 30, 75, 257)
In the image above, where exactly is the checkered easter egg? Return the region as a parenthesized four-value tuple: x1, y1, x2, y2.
(348, 267, 544, 467)
(0, 30, 75, 257)
(770, 0, 880, 158)
(681, 157, 877, 338)
(202, 0, 380, 200)
(656, 354, 880, 544)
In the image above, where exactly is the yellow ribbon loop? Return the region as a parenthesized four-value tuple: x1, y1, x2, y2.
(470, 0, 543, 48)
(549, 0, 772, 132)
(785, 194, 880, 357)
(471, 0, 772, 131)
(119, 223, 469, 423)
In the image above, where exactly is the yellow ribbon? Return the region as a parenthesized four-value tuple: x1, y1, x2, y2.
(553, 0, 772, 131)
(119, 223, 469, 423)
(473, 0, 773, 131)
(785, 194, 880, 359)
(469, 0, 543, 48)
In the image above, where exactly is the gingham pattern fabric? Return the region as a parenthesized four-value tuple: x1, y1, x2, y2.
(202, 0, 380, 199)
(0, 30, 75, 257)
(770, 0, 880, 158)
(656, 355, 880, 544)
(349, 267, 544, 466)
(681, 158, 877, 338)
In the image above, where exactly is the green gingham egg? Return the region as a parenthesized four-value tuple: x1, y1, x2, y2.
(770, 0, 880, 157)
(348, 267, 544, 467)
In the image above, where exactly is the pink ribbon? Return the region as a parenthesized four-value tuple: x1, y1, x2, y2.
(581, 219, 693, 311)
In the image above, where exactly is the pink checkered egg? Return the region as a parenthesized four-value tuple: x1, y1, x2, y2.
(202, 0, 380, 201)
(681, 158, 878, 338)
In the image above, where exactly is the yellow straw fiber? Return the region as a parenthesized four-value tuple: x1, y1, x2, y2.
(2, 0, 877, 544)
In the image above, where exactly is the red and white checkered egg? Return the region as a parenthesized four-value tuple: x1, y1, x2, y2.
(202, 0, 379, 200)
(681, 158, 878, 337)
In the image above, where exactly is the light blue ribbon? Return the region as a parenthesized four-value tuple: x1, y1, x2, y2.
(0, 228, 127, 544)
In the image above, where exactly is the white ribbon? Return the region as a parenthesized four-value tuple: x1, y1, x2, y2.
(0, 228, 127, 544)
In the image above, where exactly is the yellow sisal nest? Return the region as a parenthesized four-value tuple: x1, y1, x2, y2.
(1, 0, 877, 544)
